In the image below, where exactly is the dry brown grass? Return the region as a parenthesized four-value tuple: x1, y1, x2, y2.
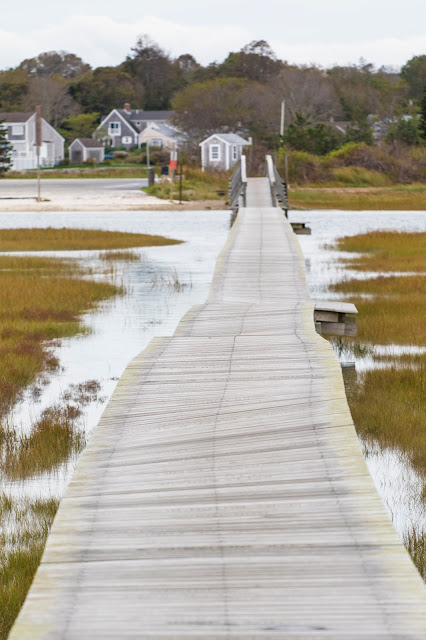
(0, 228, 181, 252)
(144, 166, 229, 201)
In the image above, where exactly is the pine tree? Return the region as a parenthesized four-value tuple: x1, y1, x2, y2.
(0, 121, 12, 175)
(421, 87, 426, 141)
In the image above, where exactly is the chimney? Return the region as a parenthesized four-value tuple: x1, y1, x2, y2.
(124, 102, 131, 113)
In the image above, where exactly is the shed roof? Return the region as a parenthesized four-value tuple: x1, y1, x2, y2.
(72, 138, 104, 148)
(200, 133, 250, 146)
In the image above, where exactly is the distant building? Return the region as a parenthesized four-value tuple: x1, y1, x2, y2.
(69, 138, 105, 163)
(138, 122, 185, 150)
(95, 103, 174, 149)
(199, 133, 250, 171)
(0, 112, 64, 171)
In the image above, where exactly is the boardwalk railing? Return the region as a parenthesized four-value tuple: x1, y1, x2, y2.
(229, 155, 247, 211)
(265, 154, 289, 215)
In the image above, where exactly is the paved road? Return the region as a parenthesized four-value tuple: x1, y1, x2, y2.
(0, 178, 148, 199)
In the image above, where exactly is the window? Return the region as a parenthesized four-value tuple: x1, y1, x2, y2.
(108, 122, 121, 136)
(11, 125, 24, 136)
(122, 136, 133, 144)
(149, 139, 163, 147)
(232, 145, 238, 160)
(209, 144, 220, 161)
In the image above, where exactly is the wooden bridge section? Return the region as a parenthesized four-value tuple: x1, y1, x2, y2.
(10, 176, 426, 638)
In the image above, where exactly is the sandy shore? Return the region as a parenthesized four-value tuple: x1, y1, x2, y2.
(0, 179, 227, 211)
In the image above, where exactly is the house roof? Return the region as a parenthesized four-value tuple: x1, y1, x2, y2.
(0, 112, 34, 123)
(200, 133, 250, 146)
(71, 138, 103, 148)
(141, 122, 186, 142)
(117, 109, 174, 132)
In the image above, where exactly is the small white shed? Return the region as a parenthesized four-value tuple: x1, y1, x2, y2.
(69, 138, 105, 163)
(199, 133, 250, 171)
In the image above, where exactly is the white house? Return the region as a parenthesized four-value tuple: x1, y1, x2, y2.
(0, 112, 64, 171)
(95, 103, 174, 149)
(69, 138, 105, 163)
(138, 122, 185, 150)
(199, 133, 250, 171)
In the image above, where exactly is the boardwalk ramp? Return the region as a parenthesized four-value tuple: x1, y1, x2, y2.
(9, 177, 426, 639)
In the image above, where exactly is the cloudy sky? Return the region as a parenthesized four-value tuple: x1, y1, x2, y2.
(2, 0, 425, 70)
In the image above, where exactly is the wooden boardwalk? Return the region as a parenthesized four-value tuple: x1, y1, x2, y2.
(10, 178, 426, 639)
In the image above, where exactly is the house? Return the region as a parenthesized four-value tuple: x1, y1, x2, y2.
(138, 122, 185, 150)
(199, 133, 250, 171)
(0, 112, 64, 171)
(69, 138, 105, 163)
(95, 103, 174, 149)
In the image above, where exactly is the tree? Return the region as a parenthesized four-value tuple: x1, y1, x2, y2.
(271, 66, 341, 124)
(59, 113, 100, 142)
(344, 111, 374, 145)
(0, 121, 12, 176)
(401, 55, 426, 102)
(421, 88, 426, 140)
(283, 113, 344, 155)
(23, 76, 77, 127)
(124, 35, 178, 109)
(19, 51, 91, 79)
(386, 115, 422, 145)
(172, 77, 278, 145)
(70, 67, 140, 114)
(219, 40, 282, 83)
(0, 69, 29, 111)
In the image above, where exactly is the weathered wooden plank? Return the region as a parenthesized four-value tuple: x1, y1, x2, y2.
(9, 177, 426, 639)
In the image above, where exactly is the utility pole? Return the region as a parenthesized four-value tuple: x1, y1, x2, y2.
(280, 100, 286, 138)
(36, 105, 42, 202)
(169, 147, 177, 202)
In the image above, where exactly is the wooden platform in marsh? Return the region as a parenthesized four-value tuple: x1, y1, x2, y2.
(10, 178, 426, 639)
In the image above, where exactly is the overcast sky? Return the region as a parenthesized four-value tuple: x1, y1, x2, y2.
(1, 0, 425, 71)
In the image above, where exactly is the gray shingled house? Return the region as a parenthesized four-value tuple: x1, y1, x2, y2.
(69, 138, 105, 163)
(0, 112, 64, 170)
(199, 133, 250, 171)
(95, 103, 174, 149)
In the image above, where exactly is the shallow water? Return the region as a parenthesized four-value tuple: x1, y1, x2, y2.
(1, 210, 231, 498)
(292, 209, 426, 543)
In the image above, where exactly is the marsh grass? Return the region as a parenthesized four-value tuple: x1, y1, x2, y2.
(1, 380, 102, 480)
(0, 496, 59, 640)
(100, 250, 141, 262)
(289, 185, 426, 210)
(150, 268, 191, 292)
(333, 231, 426, 272)
(0, 228, 181, 252)
(331, 229, 426, 577)
(331, 276, 426, 344)
(0, 256, 122, 413)
(144, 167, 229, 201)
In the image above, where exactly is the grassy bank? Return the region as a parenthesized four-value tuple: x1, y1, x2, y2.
(143, 166, 228, 201)
(7, 166, 148, 179)
(0, 496, 59, 639)
(0, 251, 125, 414)
(329, 229, 426, 576)
(290, 184, 426, 210)
(0, 228, 181, 252)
